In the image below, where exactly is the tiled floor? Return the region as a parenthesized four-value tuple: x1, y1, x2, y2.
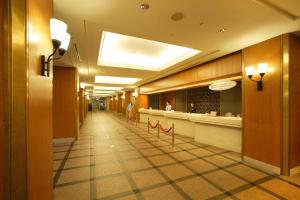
(53, 112, 300, 200)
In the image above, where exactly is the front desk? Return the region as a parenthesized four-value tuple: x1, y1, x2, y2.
(139, 109, 242, 153)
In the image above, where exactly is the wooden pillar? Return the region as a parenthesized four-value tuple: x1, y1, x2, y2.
(79, 88, 84, 125)
(117, 93, 122, 113)
(242, 36, 281, 174)
(53, 67, 79, 140)
(124, 91, 131, 116)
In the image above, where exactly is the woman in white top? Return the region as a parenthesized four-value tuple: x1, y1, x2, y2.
(165, 101, 172, 111)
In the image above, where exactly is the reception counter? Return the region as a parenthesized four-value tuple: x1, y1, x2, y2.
(139, 109, 242, 152)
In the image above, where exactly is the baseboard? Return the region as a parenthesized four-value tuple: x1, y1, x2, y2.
(244, 156, 281, 174)
(53, 137, 75, 144)
(290, 166, 300, 176)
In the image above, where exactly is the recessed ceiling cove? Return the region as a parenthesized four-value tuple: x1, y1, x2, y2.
(97, 31, 201, 71)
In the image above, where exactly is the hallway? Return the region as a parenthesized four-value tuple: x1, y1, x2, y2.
(53, 112, 300, 200)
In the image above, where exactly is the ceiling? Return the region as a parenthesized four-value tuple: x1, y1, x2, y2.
(53, 0, 300, 91)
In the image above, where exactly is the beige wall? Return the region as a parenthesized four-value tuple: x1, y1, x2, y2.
(53, 67, 79, 139)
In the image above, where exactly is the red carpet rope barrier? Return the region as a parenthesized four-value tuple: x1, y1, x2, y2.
(159, 124, 173, 134)
(147, 117, 175, 147)
(148, 121, 159, 129)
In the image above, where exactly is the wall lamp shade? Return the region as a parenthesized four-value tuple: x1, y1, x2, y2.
(41, 18, 71, 77)
(50, 18, 67, 48)
(246, 63, 267, 91)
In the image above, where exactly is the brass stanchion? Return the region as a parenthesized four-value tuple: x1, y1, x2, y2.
(157, 120, 160, 139)
(172, 123, 175, 147)
(135, 113, 138, 127)
(147, 117, 150, 133)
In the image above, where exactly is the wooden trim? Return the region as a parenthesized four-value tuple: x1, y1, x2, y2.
(244, 156, 281, 175)
(140, 52, 242, 94)
(281, 34, 290, 176)
(241, 50, 245, 161)
(4, 0, 28, 199)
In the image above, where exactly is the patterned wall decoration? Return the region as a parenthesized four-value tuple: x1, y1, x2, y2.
(148, 94, 160, 109)
(187, 87, 220, 114)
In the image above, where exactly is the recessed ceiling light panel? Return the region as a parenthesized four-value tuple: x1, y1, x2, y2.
(95, 75, 142, 85)
(94, 86, 123, 91)
(97, 31, 201, 71)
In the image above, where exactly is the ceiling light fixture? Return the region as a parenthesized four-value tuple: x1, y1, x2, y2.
(93, 86, 123, 91)
(140, 3, 150, 10)
(98, 31, 201, 71)
(209, 80, 237, 91)
(95, 75, 142, 85)
(41, 18, 71, 77)
(93, 90, 115, 94)
(218, 28, 227, 33)
(171, 12, 184, 21)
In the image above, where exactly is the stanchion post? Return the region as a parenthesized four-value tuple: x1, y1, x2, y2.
(157, 120, 160, 139)
(135, 113, 138, 127)
(172, 123, 174, 147)
(147, 117, 149, 133)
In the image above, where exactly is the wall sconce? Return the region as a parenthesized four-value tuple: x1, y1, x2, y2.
(132, 92, 138, 97)
(114, 97, 118, 100)
(245, 63, 267, 91)
(121, 95, 125, 99)
(41, 18, 71, 77)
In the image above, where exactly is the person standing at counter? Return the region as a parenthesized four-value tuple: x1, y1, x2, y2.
(189, 102, 197, 113)
(165, 101, 172, 111)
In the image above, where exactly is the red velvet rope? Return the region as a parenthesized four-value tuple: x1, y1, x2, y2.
(148, 121, 158, 129)
(159, 124, 173, 134)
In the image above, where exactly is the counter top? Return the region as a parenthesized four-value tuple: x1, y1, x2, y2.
(139, 109, 242, 128)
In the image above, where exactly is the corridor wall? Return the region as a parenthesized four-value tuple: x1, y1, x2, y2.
(53, 67, 79, 140)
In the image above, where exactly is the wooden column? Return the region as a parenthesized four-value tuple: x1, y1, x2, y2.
(53, 67, 79, 140)
(287, 34, 300, 175)
(79, 88, 84, 125)
(242, 36, 281, 173)
(124, 91, 131, 116)
(117, 93, 122, 113)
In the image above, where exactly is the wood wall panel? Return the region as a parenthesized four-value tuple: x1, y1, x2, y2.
(138, 94, 148, 109)
(0, 1, 4, 198)
(289, 34, 300, 168)
(243, 36, 282, 167)
(79, 89, 84, 125)
(140, 52, 242, 93)
(117, 93, 122, 112)
(108, 97, 112, 110)
(27, 0, 54, 199)
(161, 92, 176, 110)
(112, 95, 117, 111)
(53, 67, 78, 139)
